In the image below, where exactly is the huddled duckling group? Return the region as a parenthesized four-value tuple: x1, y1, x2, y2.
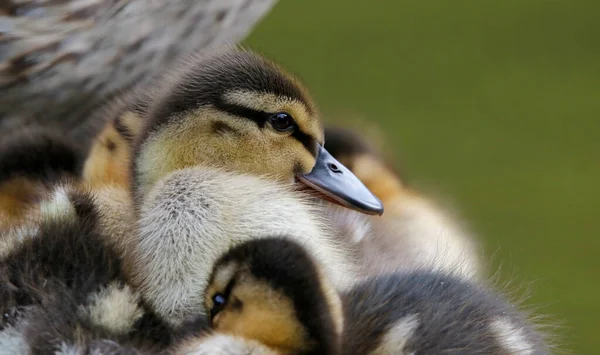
(0, 47, 551, 354)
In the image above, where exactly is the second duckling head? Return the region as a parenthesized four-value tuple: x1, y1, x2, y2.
(132, 47, 382, 215)
(203, 237, 343, 354)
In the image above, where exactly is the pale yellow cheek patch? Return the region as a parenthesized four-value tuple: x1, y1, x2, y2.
(213, 278, 310, 353)
(137, 102, 321, 193)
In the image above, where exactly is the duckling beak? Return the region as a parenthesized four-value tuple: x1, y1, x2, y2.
(297, 145, 384, 216)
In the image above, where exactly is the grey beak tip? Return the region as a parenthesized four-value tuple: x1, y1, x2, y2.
(300, 144, 386, 216)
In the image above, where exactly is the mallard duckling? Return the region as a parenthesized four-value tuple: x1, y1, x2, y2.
(166, 237, 344, 355)
(322, 126, 482, 280)
(202, 237, 342, 354)
(115, 47, 382, 325)
(130, 48, 382, 215)
(341, 271, 549, 354)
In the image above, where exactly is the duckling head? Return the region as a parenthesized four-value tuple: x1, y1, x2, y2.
(203, 238, 343, 354)
(132, 47, 382, 215)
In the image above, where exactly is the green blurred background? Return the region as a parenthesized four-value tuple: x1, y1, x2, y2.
(245, 1, 599, 353)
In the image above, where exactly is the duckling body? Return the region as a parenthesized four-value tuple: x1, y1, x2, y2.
(341, 271, 549, 354)
(323, 127, 482, 279)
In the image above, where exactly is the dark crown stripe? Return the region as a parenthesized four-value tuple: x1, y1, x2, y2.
(292, 129, 318, 156)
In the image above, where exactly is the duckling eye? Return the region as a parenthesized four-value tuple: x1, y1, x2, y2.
(269, 113, 295, 132)
(211, 293, 227, 317)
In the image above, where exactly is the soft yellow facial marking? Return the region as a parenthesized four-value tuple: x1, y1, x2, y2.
(214, 282, 310, 353)
(223, 90, 324, 143)
(205, 271, 311, 354)
(136, 105, 319, 198)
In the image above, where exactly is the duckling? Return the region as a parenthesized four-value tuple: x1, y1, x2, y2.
(322, 126, 482, 280)
(166, 237, 344, 355)
(202, 237, 342, 354)
(341, 271, 550, 354)
(113, 47, 383, 325)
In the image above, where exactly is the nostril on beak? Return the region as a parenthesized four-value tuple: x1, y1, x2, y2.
(329, 163, 341, 173)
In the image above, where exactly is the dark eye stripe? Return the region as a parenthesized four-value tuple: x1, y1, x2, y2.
(210, 275, 238, 319)
(215, 99, 318, 156)
(292, 129, 318, 156)
(223, 276, 236, 300)
(214, 100, 269, 128)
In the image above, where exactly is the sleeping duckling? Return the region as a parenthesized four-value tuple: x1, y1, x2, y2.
(322, 126, 482, 280)
(112, 47, 382, 325)
(341, 271, 550, 354)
